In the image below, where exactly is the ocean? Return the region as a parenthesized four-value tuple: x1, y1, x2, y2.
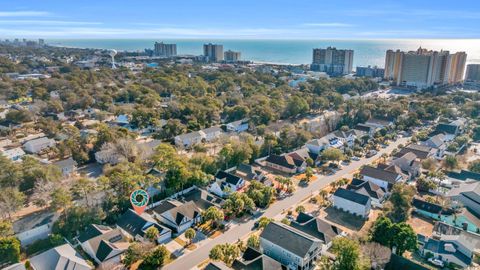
(46, 39, 480, 67)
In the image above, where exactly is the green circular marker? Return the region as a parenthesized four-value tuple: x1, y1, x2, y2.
(130, 189, 149, 214)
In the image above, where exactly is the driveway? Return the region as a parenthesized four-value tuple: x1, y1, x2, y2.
(163, 136, 411, 270)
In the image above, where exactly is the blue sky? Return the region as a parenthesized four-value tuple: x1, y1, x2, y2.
(1, 0, 480, 39)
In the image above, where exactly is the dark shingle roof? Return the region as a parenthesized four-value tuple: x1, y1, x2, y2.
(260, 222, 320, 258)
(215, 170, 242, 186)
(232, 247, 286, 270)
(291, 213, 342, 244)
(447, 170, 480, 181)
(205, 261, 232, 270)
(77, 224, 104, 243)
(334, 188, 370, 205)
(116, 209, 162, 237)
(265, 155, 296, 169)
(435, 123, 458, 135)
(95, 240, 114, 262)
(347, 178, 386, 200)
(394, 144, 432, 159)
(412, 198, 453, 215)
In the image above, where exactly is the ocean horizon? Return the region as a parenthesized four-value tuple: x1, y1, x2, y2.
(46, 39, 480, 68)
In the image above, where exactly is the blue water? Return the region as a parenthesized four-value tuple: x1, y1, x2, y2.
(46, 39, 480, 67)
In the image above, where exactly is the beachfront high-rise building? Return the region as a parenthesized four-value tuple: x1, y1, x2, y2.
(203, 43, 224, 62)
(466, 64, 480, 82)
(311, 47, 353, 76)
(154, 42, 177, 57)
(224, 50, 241, 62)
(384, 48, 467, 89)
(356, 66, 384, 78)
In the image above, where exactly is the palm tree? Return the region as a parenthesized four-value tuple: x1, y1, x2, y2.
(185, 228, 196, 246)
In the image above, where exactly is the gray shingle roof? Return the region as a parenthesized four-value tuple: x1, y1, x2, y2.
(260, 221, 320, 258)
(360, 165, 401, 184)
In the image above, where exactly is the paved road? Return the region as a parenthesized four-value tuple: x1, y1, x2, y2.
(164, 136, 410, 270)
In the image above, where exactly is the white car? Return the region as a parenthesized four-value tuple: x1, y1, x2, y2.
(428, 258, 444, 267)
(352, 156, 360, 161)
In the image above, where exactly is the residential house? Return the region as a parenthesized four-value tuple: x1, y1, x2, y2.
(201, 126, 224, 142)
(175, 131, 204, 148)
(2, 263, 26, 270)
(116, 209, 171, 243)
(332, 188, 371, 219)
(305, 137, 330, 155)
(446, 181, 480, 216)
(175, 186, 224, 211)
(290, 212, 344, 252)
(209, 170, 245, 198)
(412, 197, 454, 220)
(260, 221, 322, 270)
(231, 247, 286, 270)
(234, 163, 268, 183)
(78, 224, 130, 266)
(391, 152, 421, 179)
(29, 243, 93, 270)
(265, 154, 306, 174)
(23, 137, 55, 153)
(418, 229, 480, 268)
(432, 119, 466, 141)
(2, 147, 25, 161)
(226, 119, 249, 133)
(354, 123, 377, 137)
(332, 130, 358, 148)
(393, 144, 436, 160)
(359, 164, 406, 191)
(53, 157, 78, 176)
(346, 178, 387, 208)
(113, 114, 130, 127)
(151, 200, 201, 234)
(422, 134, 447, 159)
(365, 118, 394, 129)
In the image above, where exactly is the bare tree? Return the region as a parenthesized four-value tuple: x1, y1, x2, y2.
(362, 242, 391, 270)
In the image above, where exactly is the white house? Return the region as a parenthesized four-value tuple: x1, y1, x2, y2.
(208, 170, 245, 197)
(446, 181, 480, 216)
(29, 243, 93, 270)
(53, 157, 78, 176)
(260, 221, 322, 270)
(422, 134, 447, 159)
(346, 178, 387, 208)
(305, 137, 330, 155)
(151, 200, 202, 234)
(332, 188, 371, 219)
(116, 209, 171, 243)
(201, 126, 223, 142)
(78, 224, 130, 266)
(359, 165, 405, 191)
(23, 137, 55, 154)
(290, 212, 345, 253)
(226, 119, 249, 133)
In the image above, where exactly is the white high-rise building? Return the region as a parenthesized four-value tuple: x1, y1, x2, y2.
(384, 47, 467, 89)
(311, 47, 353, 76)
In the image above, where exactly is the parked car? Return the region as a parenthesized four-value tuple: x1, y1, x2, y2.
(352, 156, 360, 161)
(428, 258, 444, 267)
(366, 150, 377, 158)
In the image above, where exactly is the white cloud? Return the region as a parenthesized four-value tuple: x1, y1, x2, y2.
(301, 23, 354, 27)
(0, 20, 101, 25)
(0, 11, 50, 17)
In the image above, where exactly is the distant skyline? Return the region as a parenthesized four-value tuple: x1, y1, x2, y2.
(1, 0, 480, 39)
